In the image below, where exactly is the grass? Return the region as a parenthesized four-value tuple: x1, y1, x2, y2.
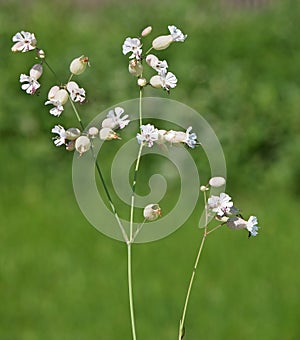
(1, 0, 300, 339)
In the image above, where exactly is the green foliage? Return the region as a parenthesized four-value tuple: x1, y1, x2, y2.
(1, 0, 299, 339)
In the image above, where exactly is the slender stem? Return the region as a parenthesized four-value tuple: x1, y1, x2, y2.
(127, 244, 137, 340)
(178, 229, 207, 340)
(139, 88, 143, 127)
(68, 96, 83, 127)
(132, 218, 147, 242)
(178, 190, 209, 340)
(43, 59, 62, 84)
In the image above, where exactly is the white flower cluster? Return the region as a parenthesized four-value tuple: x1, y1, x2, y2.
(136, 124, 198, 149)
(122, 25, 187, 93)
(51, 106, 130, 155)
(204, 177, 259, 237)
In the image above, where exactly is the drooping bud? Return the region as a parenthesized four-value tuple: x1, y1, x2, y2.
(37, 49, 45, 59)
(75, 135, 91, 155)
(143, 204, 161, 221)
(152, 35, 173, 50)
(70, 55, 89, 75)
(128, 59, 143, 77)
(66, 128, 81, 140)
(209, 177, 226, 188)
(29, 64, 43, 80)
(141, 26, 152, 37)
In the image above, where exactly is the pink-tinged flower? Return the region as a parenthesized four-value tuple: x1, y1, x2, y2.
(101, 107, 130, 130)
(168, 25, 187, 42)
(122, 37, 142, 60)
(136, 124, 159, 147)
(66, 81, 86, 103)
(51, 125, 67, 146)
(19, 74, 40, 95)
(207, 193, 233, 216)
(146, 54, 168, 75)
(11, 31, 37, 52)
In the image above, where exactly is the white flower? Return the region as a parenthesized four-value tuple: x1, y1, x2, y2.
(11, 31, 37, 52)
(137, 124, 159, 147)
(66, 81, 86, 103)
(184, 127, 197, 148)
(207, 193, 233, 216)
(69, 55, 89, 75)
(246, 216, 259, 237)
(143, 204, 161, 221)
(168, 25, 187, 42)
(19, 74, 40, 95)
(122, 37, 142, 60)
(45, 87, 68, 117)
(150, 71, 177, 92)
(146, 54, 168, 75)
(161, 71, 177, 91)
(51, 125, 67, 146)
(102, 107, 130, 130)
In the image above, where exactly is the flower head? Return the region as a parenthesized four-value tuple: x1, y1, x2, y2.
(184, 127, 198, 148)
(102, 107, 130, 130)
(45, 86, 68, 117)
(19, 74, 40, 95)
(122, 37, 142, 60)
(246, 216, 259, 237)
(150, 71, 177, 92)
(51, 125, 67, 146)
(146, 54, 168, 75)
(11, 31, 37, 52)
(66, 81, 86, 103)
(137, 124, 159, 147)
(168, 25, 187, 42)
(207, 193, 233, 216)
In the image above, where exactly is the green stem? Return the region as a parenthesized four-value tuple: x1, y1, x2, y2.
(139, 88, 143, 127)
(127, 244, 137, 340)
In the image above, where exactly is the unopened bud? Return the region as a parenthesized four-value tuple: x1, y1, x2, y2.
(88, 127, 99, 138)
(152, 35, 173, 50)
(143, 204, 161, 221)
(75, 135, 91, 155)
(209, 177, 226, 187)
(70, 55, 89, 75)
(29, 64, 43, 80)
(66, 128, 81, 140)
(141, 26, 152, 37)
(128, 60, 143, 77)
(37, 49, 45, 59)
(137, 77, 147, 87)
(200, 185, 209, 192)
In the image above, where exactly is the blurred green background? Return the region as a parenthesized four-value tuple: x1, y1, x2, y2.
(1, 0, 300, 339)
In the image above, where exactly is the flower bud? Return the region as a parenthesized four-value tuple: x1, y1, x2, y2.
(200, 185, 208, 192)
(66, 128, 81, 140)
(29, 64, 43, 80)
(209, 177, 226, 188)
(152, 35, 173, 50)
(75, 135, 91, 155)
(99, 128, 120, 140)
(37, 49, 45, 59)
(150, 75, 162, 88)
(128, 60, 143, 77)
(143, 204, 161, 221)
(88, 127, 99, 138)
(137, 78, 147, 87)
(141, 26, 152, 37)
(70, 55, 89, 75)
